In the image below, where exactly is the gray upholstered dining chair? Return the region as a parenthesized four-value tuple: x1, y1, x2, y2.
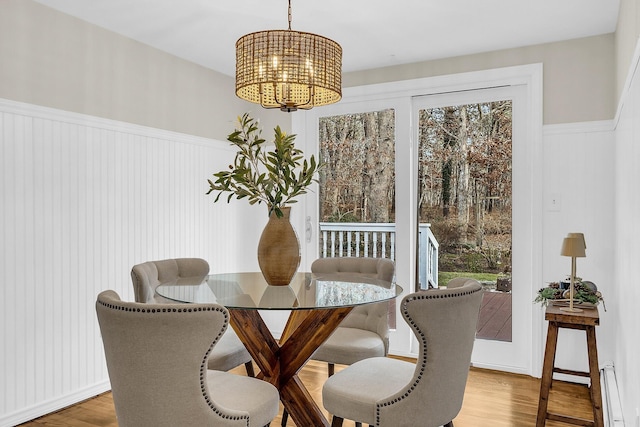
(310, 256, 396, 376)
(445, 276, 479, 289)
(95, 290, 279, 427)
(322, 280, 484, 427)
(131, 258, 255, 376)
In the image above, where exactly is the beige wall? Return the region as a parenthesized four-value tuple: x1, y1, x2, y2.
(0, 0, 286, 141)
(615, 0, 640, 99)
(0, 1, 618, 134)
(344, 35, 615, 125)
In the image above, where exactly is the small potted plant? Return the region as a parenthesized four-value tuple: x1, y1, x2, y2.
(207, 113, 322, 285)
(534, 279, 605, 309)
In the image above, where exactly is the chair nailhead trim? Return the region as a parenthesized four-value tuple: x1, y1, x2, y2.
(197, 310, 250, 426)
(374, 285, 482, 426)
(97, 298, 251, 426)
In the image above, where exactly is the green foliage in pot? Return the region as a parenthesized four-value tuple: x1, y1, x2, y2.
(207, 113, 322, 218)
(534, 279, 604, 307)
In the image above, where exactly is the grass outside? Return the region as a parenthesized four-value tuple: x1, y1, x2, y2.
(438, 271, 501, 287)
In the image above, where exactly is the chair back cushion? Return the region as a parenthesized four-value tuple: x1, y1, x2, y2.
(446, 277, 479, 289)
(311, 257, 395, 281)
(95, 290, 250, 427)
(131, 258, 209, 303)
(376, 281, 483, 427)
(311, 257, 395, 350)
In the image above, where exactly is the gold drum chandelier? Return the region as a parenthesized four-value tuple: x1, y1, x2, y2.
(235, 0, 342, 112)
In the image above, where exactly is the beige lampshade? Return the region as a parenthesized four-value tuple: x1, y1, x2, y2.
(567, 232, 586, 250)
(561, 235, 586, 257)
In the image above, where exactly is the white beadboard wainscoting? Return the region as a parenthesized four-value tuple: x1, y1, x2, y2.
(0, 99, 265, 426)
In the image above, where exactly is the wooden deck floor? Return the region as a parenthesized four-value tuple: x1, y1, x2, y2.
(477, 290, 512, 342)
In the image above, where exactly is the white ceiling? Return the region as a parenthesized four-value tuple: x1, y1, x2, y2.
(34, 0, 620, 77)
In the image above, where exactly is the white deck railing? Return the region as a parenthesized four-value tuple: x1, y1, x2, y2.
(318, 222, 439, 289)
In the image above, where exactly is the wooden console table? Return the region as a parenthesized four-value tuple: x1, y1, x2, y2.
(536, 304, 603, 427)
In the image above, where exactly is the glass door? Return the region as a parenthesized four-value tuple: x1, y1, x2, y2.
(294, 69, 540, 372)
(316, 109, 397, 327)
(297, 98, 415, 355)
(412, 85, 532, 373)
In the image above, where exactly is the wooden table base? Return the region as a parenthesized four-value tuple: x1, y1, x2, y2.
(536, 306, 603, 427)
(230, 307, 353, 427)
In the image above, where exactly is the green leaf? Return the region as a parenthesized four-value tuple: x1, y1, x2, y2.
(205, 113, 324, 216)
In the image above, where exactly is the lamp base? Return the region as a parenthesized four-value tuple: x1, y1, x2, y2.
(559, 306, 583, 313)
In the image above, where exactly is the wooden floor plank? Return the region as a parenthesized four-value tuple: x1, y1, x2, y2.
(495, 312, 513, 341)
(477, 292, 504, 328)
(477, 291, 512, 342)
(18, 359, 595, 427)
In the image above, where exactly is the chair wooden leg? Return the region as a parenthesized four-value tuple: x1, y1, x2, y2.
(281, 410, 288, 427)
(244, 361, 255, 377)
(331, 416, 344, 427)
(328, 363, 335, 377)
(355, 422, 362, 427)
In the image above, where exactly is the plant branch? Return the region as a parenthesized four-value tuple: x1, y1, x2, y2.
(207, 113, 323, 217)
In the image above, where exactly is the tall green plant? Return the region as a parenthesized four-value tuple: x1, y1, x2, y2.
(207, 113, 321, 218)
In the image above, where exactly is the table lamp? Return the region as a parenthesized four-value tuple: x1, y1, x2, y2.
(560, 233, 587, 312)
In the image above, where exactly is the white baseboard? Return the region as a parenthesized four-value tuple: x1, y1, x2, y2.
(602, 363, 625, 427)
(0, 381, 111, 427)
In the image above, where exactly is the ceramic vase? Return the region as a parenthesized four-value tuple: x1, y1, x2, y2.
(257, 206, 301, 286)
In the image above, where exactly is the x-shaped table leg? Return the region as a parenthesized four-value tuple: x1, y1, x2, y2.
(229, 307, 353, 427)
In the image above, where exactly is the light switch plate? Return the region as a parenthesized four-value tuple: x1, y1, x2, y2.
(547, 193, 561, 212)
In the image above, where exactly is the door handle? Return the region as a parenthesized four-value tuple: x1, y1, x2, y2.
(305, 216, 312, 243)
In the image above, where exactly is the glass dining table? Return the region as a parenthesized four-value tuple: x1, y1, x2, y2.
(156, 271, 402, 427)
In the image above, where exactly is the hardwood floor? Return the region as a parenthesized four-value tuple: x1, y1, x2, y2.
(19, 359, 596, 427)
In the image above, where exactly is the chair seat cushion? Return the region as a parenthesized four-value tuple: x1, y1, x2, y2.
(208, 329, 252, 372)
(322, 357, 415, 425)
(207, 370, 279, 427)
(312, 327, 386, 365)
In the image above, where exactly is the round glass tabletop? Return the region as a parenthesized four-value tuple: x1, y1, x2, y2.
(156, 272, 403, 310)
